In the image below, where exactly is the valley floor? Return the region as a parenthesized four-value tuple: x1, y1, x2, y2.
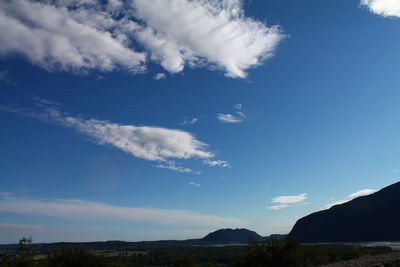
(322, 251, 400, 267)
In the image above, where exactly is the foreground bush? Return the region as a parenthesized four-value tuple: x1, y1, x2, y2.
(238, 238, 329, 267)
(46, 247, 125, 267)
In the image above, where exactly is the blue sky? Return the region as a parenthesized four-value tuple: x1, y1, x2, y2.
(1, 0, 400, 243)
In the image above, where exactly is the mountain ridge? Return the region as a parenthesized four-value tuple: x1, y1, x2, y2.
(288, 181, 400, 242)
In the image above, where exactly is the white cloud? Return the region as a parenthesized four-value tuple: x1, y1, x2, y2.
(217, 113, 243, 123)
(1, 98, 230, 171)
(0, 0, 146, 73)
(361, 0, 400, 17)
(392, 169, 399, 173)
(266, 204, 289, 210)
(349, 189, 376, 198)
(217, 103, 246, 123)
(131, 0, 283, 78)
(156, 161, 200, 174)
(267, 193, 307, 211)
(0, 194, 245, 227)
(203, 159, 231, 168)
(272, 193, 307, 204)
(181, 116, 199, 125)
(325, 199, 350, 209)
(0, 0, 283, 78)
(52, 116, 212, 161)
(153, 73, 166, 80)
(188, 182, 201, 187)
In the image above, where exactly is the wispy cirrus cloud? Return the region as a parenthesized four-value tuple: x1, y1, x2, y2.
(181, 116, 199, 125)
(267, 204, 289, 211)
(0, 194, 245, 227)
(153, 73, 166, 80)
(203, 159, 231, 168)
(361, 0, 400, 17)
(0, 70, 14, 85)
(217, 113, 243, 123)
(156, 161, 201, 174)
(188, 182, 201, 187)
(267, 193, 307, 210)
(272, 194, 307, 204)
(0, 0, 283, 78)
(217, 103, 246, 123)
(0, 97, 230, 172)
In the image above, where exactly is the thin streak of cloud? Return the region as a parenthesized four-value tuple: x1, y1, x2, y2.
(267, 204, 289, 210)
(0, 97, 229, 172)
(272, 194, 307, 204)
(153, 73, 166, 80)
(0, 194, 246, 227)
(203, 159, 231, 168)
(233, 103, 242, 110)
(217, 113, 243, 123)
(155, 161, 200, 174)
(0, 70, 16, 85)
(181, 116, 199, 125)
(217, 103, 246, 124)
(267, 193, 307, 210)
(349, 189, 376, 198)
(188, 182, 201, 187)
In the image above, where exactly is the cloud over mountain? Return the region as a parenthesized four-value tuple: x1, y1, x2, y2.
(325, 188, 376, 209)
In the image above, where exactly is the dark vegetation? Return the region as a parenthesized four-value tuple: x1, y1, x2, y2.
(0, 237, 392, 267)
(289, 181, 400, 242)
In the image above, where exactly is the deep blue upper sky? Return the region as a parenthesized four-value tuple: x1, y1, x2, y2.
(1, 0, 400, 243)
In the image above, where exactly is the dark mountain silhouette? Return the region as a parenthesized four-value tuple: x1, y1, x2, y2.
(202, 228, 265, 243)
(288, 181, 400, 242)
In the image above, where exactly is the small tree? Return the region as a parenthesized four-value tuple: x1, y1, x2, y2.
(238, 238, 300, 267)
(18, 237, 33, 256)
(0, 237, 39, 267)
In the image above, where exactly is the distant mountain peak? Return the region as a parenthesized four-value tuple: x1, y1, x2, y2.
(202, 228, 264, 243)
